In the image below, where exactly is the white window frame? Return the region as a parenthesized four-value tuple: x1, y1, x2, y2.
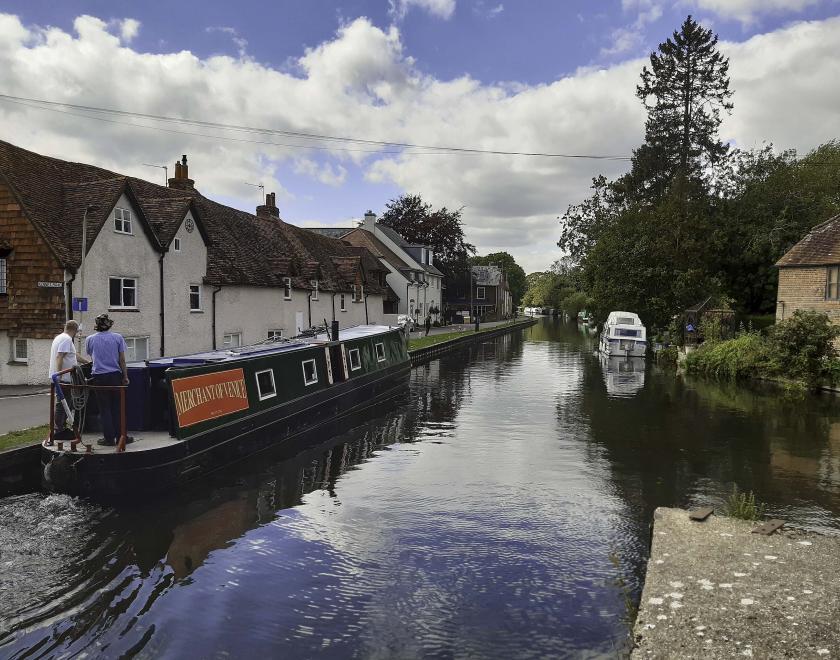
(340, 293, 347, 312)
(302, 358, 318, 386)
(173, 237, 181, 252)
(109, 276, 138, 309)
(223, 332, 242, 349)
(476, 286, 486, 300)
(348, 347, 362, 371)
(255, 368, 277, 401)
(189, 284, 202, 312)
(311, 280, 319, 301)
(375, 342, 386, 363)
(123, 336, 149, 362)
(284, 277, 292, 301)
(0, 257, 7, 294)
(267, 329, 283, 341)
(11, 338, 28, 363)
(114, 207, 133, 235)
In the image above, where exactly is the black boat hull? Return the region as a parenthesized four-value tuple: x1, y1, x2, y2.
(42, 362, 410, 499)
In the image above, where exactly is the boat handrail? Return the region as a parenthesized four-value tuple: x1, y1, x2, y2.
(48, 367, 129, 454)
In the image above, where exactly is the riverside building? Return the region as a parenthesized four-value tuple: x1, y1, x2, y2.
(0, 140, 387, 385)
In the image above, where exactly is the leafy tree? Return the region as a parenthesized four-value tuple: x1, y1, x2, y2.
(633, 15, 733, 197)
(380, 194, 476, 274)
(470, 252, 527, 304)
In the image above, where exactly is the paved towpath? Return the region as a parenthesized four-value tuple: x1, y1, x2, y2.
(0, 390, 49, 435)
(633, 507, 840, 658)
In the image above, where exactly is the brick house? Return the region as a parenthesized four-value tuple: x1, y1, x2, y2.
(444, 264, 512, 322)
(0, 140, 387, 385)
(775, 214, 840, 324)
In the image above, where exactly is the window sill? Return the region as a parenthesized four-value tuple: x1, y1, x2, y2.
(109, 307, 140, 312)
(114, 231, 134, 236)
(7, 360, 28, 366)
(190, 310, 204, 314)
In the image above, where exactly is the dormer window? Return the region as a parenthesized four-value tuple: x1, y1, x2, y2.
(284, 277, 292, 300)
(114, 208, 132, 234)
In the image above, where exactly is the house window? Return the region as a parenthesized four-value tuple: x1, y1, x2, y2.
(348, 348, 361, 371)
(124, 336, 149, 362)
(114, 208, 133, 234)
(189, 284, 202, 311)
(352, 285, 363, 302)
(827, 267, 840, 300)
(476, 286, 486, 300)
(375, 342, 386, 362)
(11, 338, 28, 363)
(311, 280, 319, 301)
(284, 277, 292, 300)
(109, 277, 137, 308)
(255, 369, 277, 401)
(173, 237, 181, 252)
(302, 358, 318, 386)
(223, 332, 241, 349)
(267, 329, 283, 341)
(340, 293, 347, 311)
(0, 258, 6, 294)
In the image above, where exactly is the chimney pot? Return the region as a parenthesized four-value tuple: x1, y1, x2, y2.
(168, 155, 195, 191)
(256, 191, 280, 219)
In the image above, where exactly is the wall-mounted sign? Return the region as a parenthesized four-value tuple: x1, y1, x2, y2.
(72, 297, 88, 312)
(37, 281, 63, 289)
(171, 368, 250, 428)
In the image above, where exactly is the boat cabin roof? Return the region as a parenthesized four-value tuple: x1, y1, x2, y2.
(606, 311, 643, 325)
(146, 324, 397, 367)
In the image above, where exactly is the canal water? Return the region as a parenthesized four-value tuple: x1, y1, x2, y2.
(2, 318, 839, 658)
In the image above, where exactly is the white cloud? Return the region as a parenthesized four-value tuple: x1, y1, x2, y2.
(689, 0, 825, 25)
(118, 18, 140, 43)
(294, 158, 348, 186)
(206, 26, 248, 57)
(0, 13, 838, 273)
(388, 0, 456, 21)
(602, 0, 663, 57)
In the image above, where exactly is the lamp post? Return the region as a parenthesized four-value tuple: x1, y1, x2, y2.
(78, 204, 99, 344)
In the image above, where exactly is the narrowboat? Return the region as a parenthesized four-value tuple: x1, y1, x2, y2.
(41, 324, 410, 498)
(598, 311, 647, 358)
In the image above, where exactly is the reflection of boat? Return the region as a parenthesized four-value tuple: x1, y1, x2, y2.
(42, 325, 410, 498)
(599, 311, 647, 358)
(600, 354, 646, 397)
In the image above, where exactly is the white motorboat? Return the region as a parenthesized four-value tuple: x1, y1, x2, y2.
(599, 311, 647, 358)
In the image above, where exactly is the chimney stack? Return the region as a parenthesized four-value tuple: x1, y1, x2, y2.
(256, 192, 280, 219)
(363, 210, 376, 232)
(168, 154, 195, 191)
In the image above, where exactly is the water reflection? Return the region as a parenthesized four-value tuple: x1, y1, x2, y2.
(600, 355, 646, 398)
(1, 318, 839, 658)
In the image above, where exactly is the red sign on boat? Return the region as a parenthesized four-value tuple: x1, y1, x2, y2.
(171, 368, 250, 428)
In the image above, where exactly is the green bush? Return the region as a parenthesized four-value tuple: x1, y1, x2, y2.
(685, 332, 776, 380)
(768, 310, 840, 385)
(656, 345, 679, 367)
(699, 315, 728, 343)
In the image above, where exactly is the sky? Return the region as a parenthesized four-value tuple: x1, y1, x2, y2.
(0, 0, 839, 273)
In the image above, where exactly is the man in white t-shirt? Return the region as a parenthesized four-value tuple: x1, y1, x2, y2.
(49, 320, 89, 438)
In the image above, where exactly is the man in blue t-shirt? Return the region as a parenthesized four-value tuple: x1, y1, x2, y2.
(84, 314, 130, 447)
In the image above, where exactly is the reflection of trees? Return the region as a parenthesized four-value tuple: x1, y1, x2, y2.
(577, 359, 840, 542)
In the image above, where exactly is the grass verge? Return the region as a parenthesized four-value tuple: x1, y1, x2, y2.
(0, 424, 48, 453)
(408, 320, 524, 351)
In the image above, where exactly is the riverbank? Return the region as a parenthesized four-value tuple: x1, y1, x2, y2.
(633, 507, 839, 658)
(408, 318, 537, 365)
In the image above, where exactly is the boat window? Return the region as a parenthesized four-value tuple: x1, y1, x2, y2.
(616, 328, 640, 338)
(375, 342, 386, 362)
(302, 358, 318, 386)
(256, 369, 276, 401)
(617, 317, 635, 325)
(348, 348, 362, 371)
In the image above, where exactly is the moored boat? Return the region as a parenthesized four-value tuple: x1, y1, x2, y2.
(41, 324, 410, 498)
(599, 311, 647, 358)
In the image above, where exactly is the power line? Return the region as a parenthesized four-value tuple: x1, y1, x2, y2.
(0, 92, 632, 161)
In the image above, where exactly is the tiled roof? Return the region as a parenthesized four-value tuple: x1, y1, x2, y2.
(776, 215, 840, 267)
(374, 223, 444, 276)
(305, 227, 354, 239)
(341, 227, 412, 272)
(0, 139, 383, 294)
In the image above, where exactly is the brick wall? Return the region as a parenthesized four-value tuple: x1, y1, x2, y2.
(776, 266, 840, 323)
(0, 181, 66, 340)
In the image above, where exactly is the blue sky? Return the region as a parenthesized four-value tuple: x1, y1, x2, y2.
(1, 1, 839, 271)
